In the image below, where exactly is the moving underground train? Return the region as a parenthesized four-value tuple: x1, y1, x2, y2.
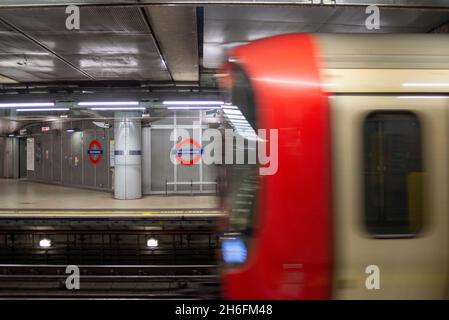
(218, 34, 449, 299)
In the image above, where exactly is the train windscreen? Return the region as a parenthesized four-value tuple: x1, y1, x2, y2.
(220, 66, 259, 266)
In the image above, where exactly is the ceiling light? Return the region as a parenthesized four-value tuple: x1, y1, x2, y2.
(89, 107, 145, 111)
(402, 83, 449, 87)
(39, 238, 52, 248)
(166, 106, 222, 110)
(146, 238, 159, 248)
(221, 105, 238, 109)
(225, 115, 246, 120)
(16, 108, 69, 112)
(228, 118, 249, 122)
(0, 102, 54, 108)
(78, 101, 139, 106)
(233, 125, 253, 130)
(162, 100, 224, 105)
(398, 96, 448, 99)
(223, 109, 243, 115)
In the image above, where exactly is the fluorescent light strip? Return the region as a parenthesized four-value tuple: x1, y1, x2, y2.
(166, 106, 222, 110)
(221, 105, 238, 109)
(78, 101, 139, 106)
(233, 120, 252, 126)
(236, 127, 256, 133)
(398, 96, 448, 99)
(223, 109, 243, 115)
(90, 107, 145, 111)
(234, 126, 253, 130)
(225, 115, 246, 120)
(228, 118, 250, 123)
(402, 83, 449, 87)
(16, 108, 69, 112)
(234, 125, 252, 129)
(0, 102, 54, 108)
(162, 100, 224, 106)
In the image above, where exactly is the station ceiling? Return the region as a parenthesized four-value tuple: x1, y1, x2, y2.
(0, 1, 448, 86)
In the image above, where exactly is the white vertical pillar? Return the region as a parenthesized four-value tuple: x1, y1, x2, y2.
(114, 112, 142, 199)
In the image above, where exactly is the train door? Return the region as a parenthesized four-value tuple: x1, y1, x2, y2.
(331, 95, 449, 299)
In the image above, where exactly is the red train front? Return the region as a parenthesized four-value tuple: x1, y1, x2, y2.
(218, 33, 449, 300)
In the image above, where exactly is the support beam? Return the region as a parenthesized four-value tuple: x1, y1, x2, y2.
(2, 1, 449, 10)
(0, 90, 221, 102)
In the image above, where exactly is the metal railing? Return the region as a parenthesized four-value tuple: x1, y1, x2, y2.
(165, 180, 218, 195)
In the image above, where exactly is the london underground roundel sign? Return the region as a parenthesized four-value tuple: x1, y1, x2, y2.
(87, 139, 103, 164)
(174, 138, 203, 166)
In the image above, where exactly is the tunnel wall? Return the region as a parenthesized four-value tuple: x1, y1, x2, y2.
(25, 120, 113, 191)
(19, 113, 217, 195)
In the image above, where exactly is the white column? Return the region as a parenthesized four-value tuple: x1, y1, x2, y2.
(114, 112, 142, 199)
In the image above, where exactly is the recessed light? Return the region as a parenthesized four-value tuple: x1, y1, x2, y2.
(146, 238, 159, 248)
(39, 238, 52, 248)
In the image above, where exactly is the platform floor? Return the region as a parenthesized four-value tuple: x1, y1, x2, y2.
(0, 179, 220, 211)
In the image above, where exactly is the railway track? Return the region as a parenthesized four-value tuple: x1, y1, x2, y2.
(0, 215, 223, 298)
(0, 264, 219, 299)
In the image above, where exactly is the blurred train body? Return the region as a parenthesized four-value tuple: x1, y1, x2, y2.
(219, 34, 449, 299)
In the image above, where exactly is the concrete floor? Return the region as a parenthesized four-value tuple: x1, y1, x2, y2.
(0, 179, 220, 210)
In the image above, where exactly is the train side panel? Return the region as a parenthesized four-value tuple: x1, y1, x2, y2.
(331, 95, 449, 299)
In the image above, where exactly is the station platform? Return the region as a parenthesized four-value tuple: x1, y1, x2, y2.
(0, 179, 221, 217)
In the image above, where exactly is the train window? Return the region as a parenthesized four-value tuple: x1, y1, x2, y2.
(220, 66, 259, 266)
(363, 112, 423, 237)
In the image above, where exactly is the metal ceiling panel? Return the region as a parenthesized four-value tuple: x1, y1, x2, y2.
(30, 33, 170, 80)
(146, 6, 199, 82)
(0, 6, 171, 82)
(203, 5, 449, 68)
(0, 23, 93, 81)
(0, 7, 150, 33)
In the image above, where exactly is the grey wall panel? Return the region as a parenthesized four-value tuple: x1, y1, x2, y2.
(42, 133, 52, 181)
(61, 132, 71, 185)
(34, 136, 43, 180)
(52, 131, 61, 182)
(151, 129, 174, 192)
(19, 138, 27, 178)
(22, 120, 112, 191)
(70, 132, 83, 186)
(145, 111, 218, 194)
(0, 138, 19, 179)
(202, 160, 218, 191)
(176, 110, 200, 125)
(11, 138, 19, 179)
(83, 130, 96, 187)
(0, 138, 4, 177)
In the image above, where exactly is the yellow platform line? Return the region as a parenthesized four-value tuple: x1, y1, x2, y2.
(0, 210, 223, 215)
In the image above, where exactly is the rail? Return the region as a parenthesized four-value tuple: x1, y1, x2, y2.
(0, 264, 219, 299)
